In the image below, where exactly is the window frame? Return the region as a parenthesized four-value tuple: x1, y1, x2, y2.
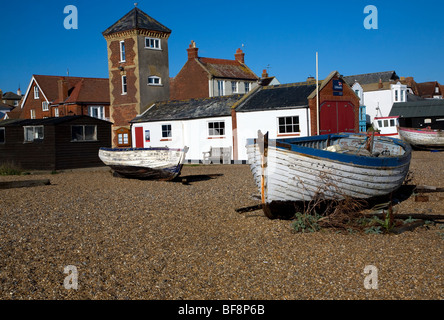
(0, 127, 5, 144)
(277, 116, 300, 135)
(120, 40, 126, 62)
(42, 101, 49, 111)
(244, 82, 251, 93)
(208, 121, 225, 137)
(161, 124, 172, 139)
(30, 109, 36, 119)
(148, 76, 162, 86)
(231, 81, 239, 93)
(71, 125, 98, 142)
(88, 106, 105, 120)
(217, 80, 225, 96)
(24, 125, 44, 143)
(145, 37, 161, 50)
(33, 86, 39, 99)
(122, 75, 127, 95)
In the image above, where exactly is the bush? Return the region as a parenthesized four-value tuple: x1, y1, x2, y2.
(0, 162, 23, 176)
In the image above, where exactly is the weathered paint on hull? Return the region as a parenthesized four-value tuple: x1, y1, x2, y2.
(99, 147, 188, 180)
(398, 127, 444, 149)
(246, 133, 411, 209)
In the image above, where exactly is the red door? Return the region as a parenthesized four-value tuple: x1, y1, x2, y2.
(320, 101, 355, 134)
(134, 126, 144, 148)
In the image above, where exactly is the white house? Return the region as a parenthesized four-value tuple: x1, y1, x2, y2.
(344, 71, 407, 127)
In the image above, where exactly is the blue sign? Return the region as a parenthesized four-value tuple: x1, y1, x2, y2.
(333, 91, 343, 96)
(333, 80, 343, 91)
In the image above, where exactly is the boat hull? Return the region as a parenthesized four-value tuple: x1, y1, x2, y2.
(398, 127, 444, 149)
(99, 147, 189, 180)
(246, 133, 411, 217)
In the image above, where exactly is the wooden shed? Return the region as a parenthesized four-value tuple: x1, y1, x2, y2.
(0, 115, 112, 170)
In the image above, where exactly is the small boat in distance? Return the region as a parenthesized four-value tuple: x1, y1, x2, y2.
(398, 127, 444, 150)
(246, 131, 412, 219)
(373, 116, 400, 139)
(99, 146, 189, 180)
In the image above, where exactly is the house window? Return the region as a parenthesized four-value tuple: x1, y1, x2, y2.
(89, 106, 105, 120)
(14, 100, 18, 107)
(116, 127, 131, 147)
(122, 76, 127, 94)
(145, 37, 161, 49)
(24, 126, 44, 142)
(245, 82, 251, 92)
(30, 109, 36, 119)
(208, 121, 225, 136)
(120, 41, 126, 62)
(34, 86, 39, 99)
(231, 81, 239, 93)
(278, 116, 300, 134)
(71, 125, 97, 142)
(217, 81, 225, 96)
(0, 128, 5, 144)
(148, 76, 161, 86)
(435, 86, 439, 94)
(161, 124, 172, 138)
(394, 90, 399, 102)
(42, 101, 49, 111)
(118, 132, 129, 145)
(54, 108, 59, 117)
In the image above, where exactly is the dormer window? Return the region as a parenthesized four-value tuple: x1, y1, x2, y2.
(145, 37, 161, 50)
(435, 86, 440, 94)
(148, 76, 161, 86)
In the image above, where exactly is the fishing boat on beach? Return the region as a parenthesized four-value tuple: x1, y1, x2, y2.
(398, 127, 444, 150)
(373, 116, 400, 139)
(246, 131, 412, 219)
(98, 146, 189, 180)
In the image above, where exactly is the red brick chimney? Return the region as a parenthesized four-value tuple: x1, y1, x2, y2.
(58, 77, 69, 102)
(187, 40, 199, 60)
(235, 48, 245, 64)
(262, 69, 268, 78)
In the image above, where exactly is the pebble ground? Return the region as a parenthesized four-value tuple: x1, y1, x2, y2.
(0, 151, 442, 300)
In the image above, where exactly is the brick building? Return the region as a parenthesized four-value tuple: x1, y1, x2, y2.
(19, 75, 110, 120)
(102, 6, 171, 147)
(170, 41, 259, 101)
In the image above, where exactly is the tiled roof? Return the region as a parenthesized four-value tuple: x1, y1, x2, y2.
(415, 81, 441, 97)
(343, 71, 399, 86)
(197, 57, 258, 80)
(132, 95, 244, 123)
(33, 75, 109, 105)
(236, 83, 315, 112)
(103, 7, 171, 36)
(2, 92, 22, 100)
(0, 115, 111, 127)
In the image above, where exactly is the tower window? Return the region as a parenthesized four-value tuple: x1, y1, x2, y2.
(148, 76, 161, 86)
(145, 37, 161, 50)
(122, 76, 127, 94)
(120, 41, 126, 62)
(34, 86, 39, 99)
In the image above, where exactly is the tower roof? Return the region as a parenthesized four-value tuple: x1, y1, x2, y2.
(102, 7, 171, 36)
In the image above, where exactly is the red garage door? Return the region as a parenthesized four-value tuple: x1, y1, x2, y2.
(319, 101, 355, 134)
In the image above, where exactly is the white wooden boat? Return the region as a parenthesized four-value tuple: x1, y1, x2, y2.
(398, 127, 444, 150)
(246, 131, 411, 219)
(99, 146, 189, 180)
(373, 116, 400, 139)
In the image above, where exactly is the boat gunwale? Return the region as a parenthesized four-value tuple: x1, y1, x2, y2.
(246, 133, 412, 168)
(99, 147, 188, 153)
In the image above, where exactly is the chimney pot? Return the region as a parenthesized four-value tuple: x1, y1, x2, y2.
(187, 40, 199, 60)
(234, 48, 245, 64)
(262, 69, 268, 78)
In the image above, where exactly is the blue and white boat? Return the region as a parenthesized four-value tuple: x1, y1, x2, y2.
(99, 146, 189, 180)
(246, 132, 411, 218)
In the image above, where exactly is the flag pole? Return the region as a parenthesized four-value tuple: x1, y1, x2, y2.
(316, 52, 320, 135)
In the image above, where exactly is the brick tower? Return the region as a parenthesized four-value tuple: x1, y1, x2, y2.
(102, 6, 171, 147)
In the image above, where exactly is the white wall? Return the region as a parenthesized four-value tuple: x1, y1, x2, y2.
(132, 116, 233, 162)
(363, 90, 393, 123)
(235, 108, 310, 161)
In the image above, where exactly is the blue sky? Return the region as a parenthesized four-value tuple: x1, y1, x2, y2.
(1, 0, 444, 94)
